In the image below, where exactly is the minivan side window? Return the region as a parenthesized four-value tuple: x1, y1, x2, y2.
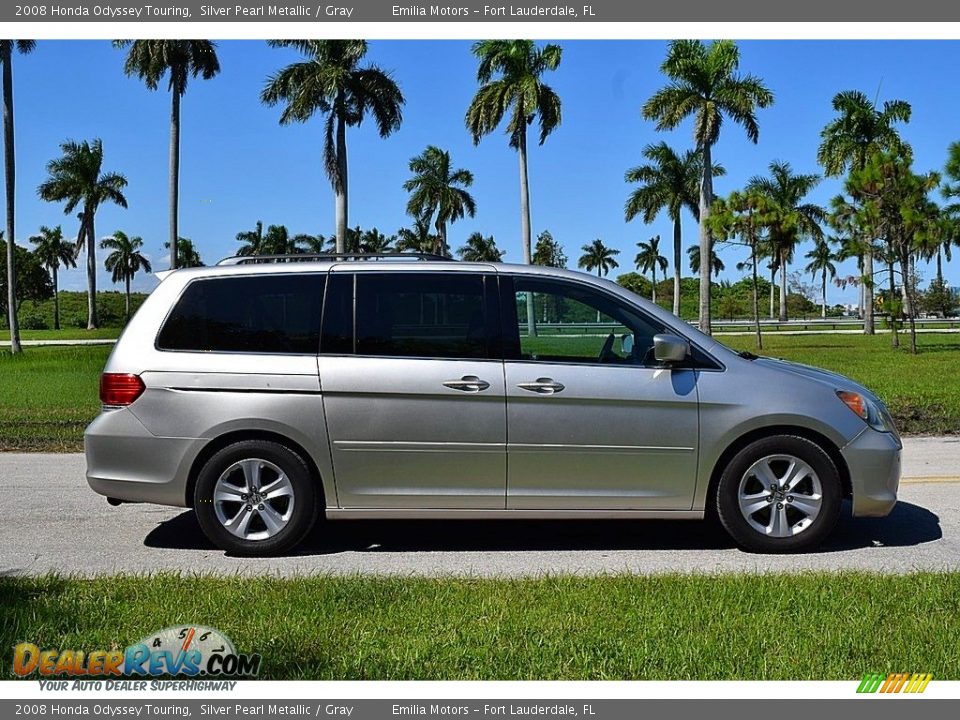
(503, 276, 671, 367)
(325, 272, 496, 359)
(157, 274, 325, 354)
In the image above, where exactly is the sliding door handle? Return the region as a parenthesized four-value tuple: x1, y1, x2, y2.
(517, 378, 565, 394)
(443, 375, 490, 392)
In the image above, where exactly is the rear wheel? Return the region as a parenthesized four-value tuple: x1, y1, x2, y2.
(716, 435, 842, 553)
(194, 440, 318, 556)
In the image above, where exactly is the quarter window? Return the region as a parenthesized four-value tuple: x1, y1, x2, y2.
(157, 274, 325, 354)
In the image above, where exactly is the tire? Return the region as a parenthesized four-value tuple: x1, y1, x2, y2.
(715, 435, 842, 553)
(194, 440, 319, 556)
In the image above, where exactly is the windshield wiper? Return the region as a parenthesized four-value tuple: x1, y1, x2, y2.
(738, 350, 759, 360)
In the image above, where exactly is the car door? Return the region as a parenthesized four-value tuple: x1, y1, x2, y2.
(317, 268, 507, 509)
(501, 274, 701, 510)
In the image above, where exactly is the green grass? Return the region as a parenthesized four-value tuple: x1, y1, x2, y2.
(1, 572, 957, 680)
(0, 345, 111, 451)
(17, 327, 121, 341)
(718, 333, 960, 435)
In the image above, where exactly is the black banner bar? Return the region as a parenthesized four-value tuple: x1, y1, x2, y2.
(4, 0, 959, 23)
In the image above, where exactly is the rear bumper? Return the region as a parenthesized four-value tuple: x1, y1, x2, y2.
(841, 427, 901, 517)
(84, 407, 202, 508)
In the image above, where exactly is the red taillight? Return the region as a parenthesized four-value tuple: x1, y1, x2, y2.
(100, 373, 145, 406)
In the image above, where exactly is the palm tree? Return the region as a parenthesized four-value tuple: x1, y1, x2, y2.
(688, 244, 725, 278)
(28, 224, 75, 330)
(292, 233, 328, 254)
(163, 236, 204, 267)
(457, 232, 504, 262)
(395, 217, 439, 253)
(817, 90, 911, 334)
(625, 142, 725, 316)
(360, 227, 394, 254)
(37, 139, 128, 329)
(635, 235, 668, 303)
(937, 141, 960, 285)
(262, 224, 303, 255)
(235, 220, 266, 256)
(579, 239, 620, 323)
(805, 237, 838, 318)
(101, 231, 152, 320)
(1, 40, 35, 354)
(578, 239, 620, 278)
(114, 41, 220, 271)
(261, 40, 404, 253)
(747, 160, 825, 321)
(466, 40, 562, 337)
(643, 40, 773, 334)
(403, 146, 475, 256)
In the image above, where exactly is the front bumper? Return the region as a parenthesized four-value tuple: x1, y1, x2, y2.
(85, 407, 203, 507)
(841, 427, 901, 517)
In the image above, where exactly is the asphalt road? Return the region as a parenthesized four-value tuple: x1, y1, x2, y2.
(2, 437, 958, 577)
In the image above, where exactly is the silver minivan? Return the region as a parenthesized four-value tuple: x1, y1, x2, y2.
(86, 254, 901, 555)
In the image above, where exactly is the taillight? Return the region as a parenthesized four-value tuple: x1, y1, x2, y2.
(100, 373, 145, 406)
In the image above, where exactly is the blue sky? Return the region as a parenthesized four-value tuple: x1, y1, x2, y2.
(9, 40, 960, 300)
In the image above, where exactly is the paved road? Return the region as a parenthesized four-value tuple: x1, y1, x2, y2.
(2, 437, 958, 577)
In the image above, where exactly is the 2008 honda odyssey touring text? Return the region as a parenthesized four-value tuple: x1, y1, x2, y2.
(85, 253, 901, 555)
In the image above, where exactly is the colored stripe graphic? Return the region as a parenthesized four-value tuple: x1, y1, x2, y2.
(857, 672, 932, 693)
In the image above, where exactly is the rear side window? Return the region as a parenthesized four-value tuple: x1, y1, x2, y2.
(341, 272, 495, 359)
(157, 274, 325, 354)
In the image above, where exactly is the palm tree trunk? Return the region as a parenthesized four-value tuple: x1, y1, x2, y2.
(751, 241, 762, 351)
(863, 248, 874, 335)
(2, 45, 21, 354)
(596, 266, 602, 323)
(937, 249, 943, 285)
(52, 265, 60, 330)
(671, 214, 681, 317)
(888, 259, 898, 348)
(901, 252, 917, 354)
(778, 247, 788, 322)
(651, 268, 656, 303)
(698, 142, 714, 334)
(518, 125, 536, 337)
(86, 209, 97, 330)
(769, 266, 776, 319)
(124, 274, 130, 321)
(821, 270, 827, 319)
(335, 101, 348, 255)
(168, 83, 181, 270)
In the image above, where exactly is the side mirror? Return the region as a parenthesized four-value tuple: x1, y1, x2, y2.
(653, 333, 690, 364)
(620, 333, 634, 355)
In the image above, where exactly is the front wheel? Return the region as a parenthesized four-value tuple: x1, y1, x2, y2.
(715, 435, 842, 553)
(194, 440, 319, 556)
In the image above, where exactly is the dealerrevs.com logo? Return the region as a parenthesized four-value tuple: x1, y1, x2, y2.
(14, 626, 261, 678)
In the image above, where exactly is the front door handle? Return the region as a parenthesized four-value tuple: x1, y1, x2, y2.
(517, 378, 565, 394)
(443, 375, 490, 392)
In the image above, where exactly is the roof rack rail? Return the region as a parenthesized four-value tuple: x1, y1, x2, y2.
(217, 252, 453, 266)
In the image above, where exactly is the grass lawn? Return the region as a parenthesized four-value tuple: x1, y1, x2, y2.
(1, 333, 958, 451)
(2, 572, 957, 680)
(0, 345, 110, 451)
(16, 327, 122, 341)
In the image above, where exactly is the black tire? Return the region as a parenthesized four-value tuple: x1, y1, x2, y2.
(715, 435, 842, 553)
(194, 440, 319, 556)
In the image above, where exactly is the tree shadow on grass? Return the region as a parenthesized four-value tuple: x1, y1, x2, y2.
(144, 500, 940, 557)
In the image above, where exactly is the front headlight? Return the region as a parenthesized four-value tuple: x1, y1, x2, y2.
(836, 390, 896, 433)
